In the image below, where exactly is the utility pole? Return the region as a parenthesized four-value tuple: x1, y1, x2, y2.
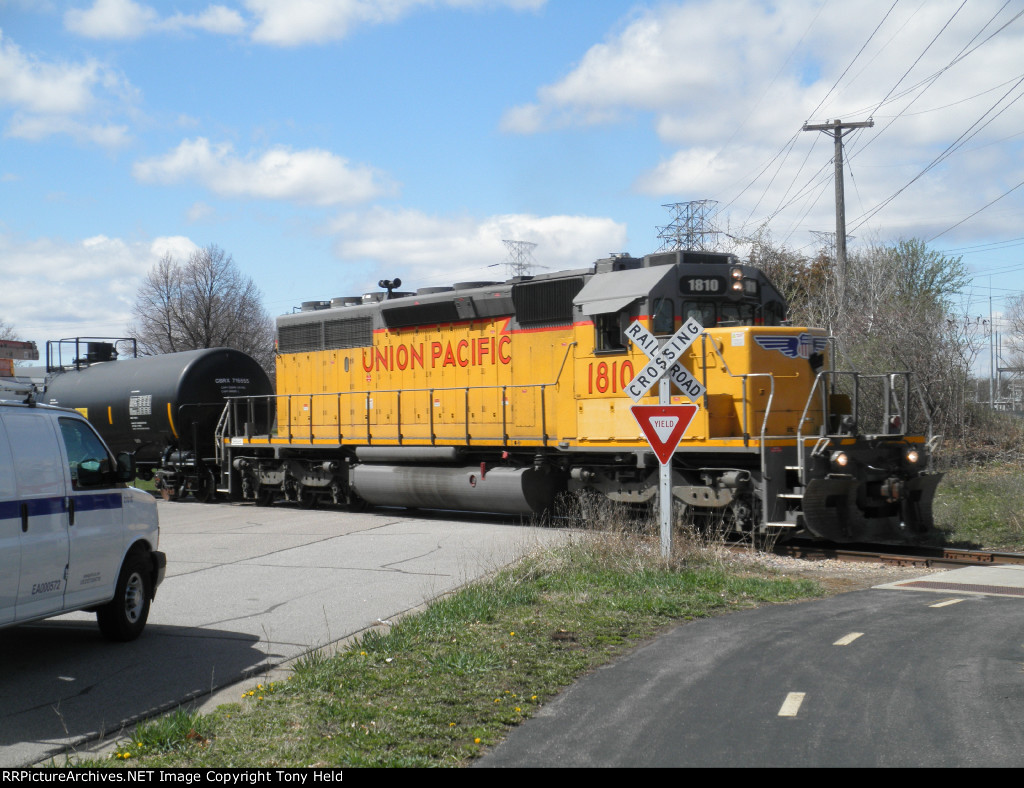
(802, 118, 874, 310)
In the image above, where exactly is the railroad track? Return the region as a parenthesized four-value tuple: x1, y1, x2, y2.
(771, 540, 1024, 569)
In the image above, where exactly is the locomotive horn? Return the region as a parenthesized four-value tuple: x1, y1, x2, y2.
(378, 278, 402, 299)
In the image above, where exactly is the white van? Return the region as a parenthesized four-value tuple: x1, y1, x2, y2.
(0, 399, 165, 641)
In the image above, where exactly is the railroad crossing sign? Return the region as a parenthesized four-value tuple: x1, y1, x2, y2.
(630, 404, 699, 465)
(623, 316, 706, 558)
(623, 318, 706, 402)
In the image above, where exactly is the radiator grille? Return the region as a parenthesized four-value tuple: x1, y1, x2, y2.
(324, 316, 373, 349)
(277, 322, 322, 354)
(513, 278, 584, 326)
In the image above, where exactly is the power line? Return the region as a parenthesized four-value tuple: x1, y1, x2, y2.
(929, 178, 1024, 243)
(848, 73, 1024, 233)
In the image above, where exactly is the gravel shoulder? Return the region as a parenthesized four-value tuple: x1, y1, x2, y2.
(726, 550, 937, 594)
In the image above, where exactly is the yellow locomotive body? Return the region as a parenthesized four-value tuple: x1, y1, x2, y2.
(224, 250, 941, 543)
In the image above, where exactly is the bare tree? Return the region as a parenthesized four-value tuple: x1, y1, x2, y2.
(1004, 294, 1024, 364)
(741, 233, 979, 444)
(0, 319, 15, 341)
(129, 245, 274, 369)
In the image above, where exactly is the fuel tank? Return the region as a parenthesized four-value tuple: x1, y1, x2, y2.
(351, 464, 564, 515)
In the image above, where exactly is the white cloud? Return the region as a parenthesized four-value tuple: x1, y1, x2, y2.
(133, 138, 396, 205)
(328, 207, 626, 287)
(503, 0, 1024, 245)
(246, 0, 545, 46)
(6, 114, 130, 146)
(0, 234, 197, 343)
(65, 0, 158, 39)
(186, 201, 217, 222)
(0, 30, 135, 146)
(165, 5, 248, 35)
(63, 0, 542, 44)
(0, 30, 104, 115)
(65, 0, 246, 39)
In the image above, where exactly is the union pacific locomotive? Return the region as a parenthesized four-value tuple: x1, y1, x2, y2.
(217, 249, 942, 544)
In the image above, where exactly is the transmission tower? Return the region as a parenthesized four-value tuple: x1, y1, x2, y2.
(656, 200, 720, 251)
(810, 230, 836, 262)
(502, 240, 538, 278)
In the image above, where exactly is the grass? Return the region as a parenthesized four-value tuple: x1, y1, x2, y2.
(73, 465, 1024, 768)
(74, 515, 822, 768)
(932, 461, 1024, 550)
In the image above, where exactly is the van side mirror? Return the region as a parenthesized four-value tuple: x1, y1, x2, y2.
(77, 459, 106, 486)
(116, 452, 136, 483)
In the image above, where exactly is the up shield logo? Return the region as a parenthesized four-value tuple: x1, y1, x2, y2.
(754, 333, 828, 359)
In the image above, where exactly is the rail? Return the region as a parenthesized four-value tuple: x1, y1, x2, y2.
(221, 342, 577, 449)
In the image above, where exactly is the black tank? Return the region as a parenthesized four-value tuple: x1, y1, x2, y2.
(44, 348, 272, 463)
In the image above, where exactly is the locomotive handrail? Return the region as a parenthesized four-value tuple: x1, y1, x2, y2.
(222, 342, 578, 448)
(700, 334, 779, 445)
(700, 334, 781, 522)
(794, 369, 934, 485)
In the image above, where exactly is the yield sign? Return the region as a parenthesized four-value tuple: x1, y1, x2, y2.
(631, 404, 699, 465)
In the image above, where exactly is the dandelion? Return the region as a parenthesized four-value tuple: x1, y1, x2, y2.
(515, 707, 521, 713)
(474, 738, 481, 744)
(449, 723, 456, 727)
(509, 631, 515, 636)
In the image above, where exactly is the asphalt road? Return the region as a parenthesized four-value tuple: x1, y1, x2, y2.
(0, 499, 565, 767)
(477, 571, 1024, 768)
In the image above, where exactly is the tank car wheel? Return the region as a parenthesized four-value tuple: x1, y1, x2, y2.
(347, 494, 368, 513)
(96, 551, 152, 642)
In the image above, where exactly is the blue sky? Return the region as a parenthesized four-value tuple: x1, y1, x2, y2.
(1, 0, 1023, 351)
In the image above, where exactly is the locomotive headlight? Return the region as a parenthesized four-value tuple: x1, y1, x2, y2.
(905, 449, 920, 465)
(730, 267, 743, 279)
(731, 280, 744, 292)
(830, 451, 849, 469)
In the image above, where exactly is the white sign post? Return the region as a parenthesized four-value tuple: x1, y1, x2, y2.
(624, 318, 705, 557)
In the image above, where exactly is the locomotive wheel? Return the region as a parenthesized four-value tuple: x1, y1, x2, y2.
(255, 488, 275, 507)
(194, 468, 218, 504)
(298, 487, 318, 509)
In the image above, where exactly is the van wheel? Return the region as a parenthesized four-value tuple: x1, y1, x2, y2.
(97, 553, 152, 642)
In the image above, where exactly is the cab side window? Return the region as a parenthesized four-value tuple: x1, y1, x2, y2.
(651, 298, 675, 335)
(595, 313, 626, 353)
(58, 418, 114, 488)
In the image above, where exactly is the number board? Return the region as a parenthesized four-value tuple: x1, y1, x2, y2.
(680, 276, 725, 295)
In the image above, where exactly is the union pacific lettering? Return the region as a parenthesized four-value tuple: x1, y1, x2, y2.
(362, 336, 512, 373)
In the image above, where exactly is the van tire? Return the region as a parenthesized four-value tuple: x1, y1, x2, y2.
(97, 552, 152, 641)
